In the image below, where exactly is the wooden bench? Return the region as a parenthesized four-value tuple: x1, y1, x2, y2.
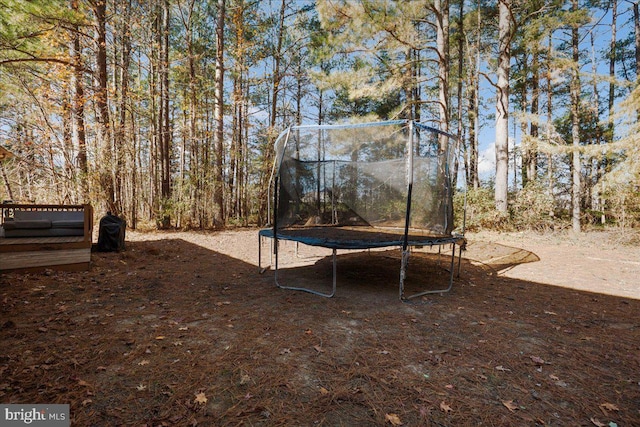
(0, 204, 93, 272)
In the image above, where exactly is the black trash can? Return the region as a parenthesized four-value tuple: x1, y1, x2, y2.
(97, 212, 126, 252)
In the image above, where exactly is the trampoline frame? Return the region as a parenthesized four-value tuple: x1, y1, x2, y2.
(258, 120, 466, 301)
(258, 227, 465, 300)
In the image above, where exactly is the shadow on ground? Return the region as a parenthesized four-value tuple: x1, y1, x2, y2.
(0, 236, 638, 426)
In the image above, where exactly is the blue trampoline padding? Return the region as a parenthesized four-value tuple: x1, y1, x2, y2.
(259, 227, 463, 250)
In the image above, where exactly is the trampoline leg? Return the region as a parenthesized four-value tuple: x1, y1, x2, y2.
(400, 243, 456, 301)
(258, 233, 262, 272)
(258, 234, 271, 274)
(399, 249, 410, 300)
(274, 245, 337, 298)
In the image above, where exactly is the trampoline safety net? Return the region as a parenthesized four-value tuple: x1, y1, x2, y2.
(272, 120, 456, 236)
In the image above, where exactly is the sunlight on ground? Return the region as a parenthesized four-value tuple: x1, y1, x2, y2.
(465, 232, 640, 300)
(125, 229, 640, 300)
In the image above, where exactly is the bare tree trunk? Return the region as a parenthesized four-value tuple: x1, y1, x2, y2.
(413, 48, 421, 123)
(597, 0, 618, 224)
(62, 83, 75, 202)
(495, 0, 511, 212)
(149, 22, 159, 221)
(230, 77, 239, 220)
(242, 76, 250, 223)
(519, 69, 529, 188)
(570, 0, 582, 233)
(213, 0, 226, 227)
(131, 75, 139, 229)
(259, 0, 287, 226)
(72, 34, 89, 201)
(608, 0, 617, 143)
(589, 32, 602, 219)
(161, 0, 171, 203)
(177, 0, 200, 227)
(270, 0, 286, 134)
(471, 0, 481, 189)
(230, 6, 249, 223)
(70, 0, 89, 202)
(116, 0, 132, 220)
(156, 0, 171, 228)
(434, 0, 450, 134)
(453, 0, 464, 188)
(466, 2, 480, 190)
(635, 1, 640, 80)
(467, 76, 478, 188)
(525, 50, 539, 185)
(1, 163, 14, 201)
(92, 0, 117, 214)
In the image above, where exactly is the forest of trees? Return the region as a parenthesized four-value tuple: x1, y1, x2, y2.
(1, 0, 639, 231)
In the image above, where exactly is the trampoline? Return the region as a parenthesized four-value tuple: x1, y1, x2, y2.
(258, 120, 465, 301)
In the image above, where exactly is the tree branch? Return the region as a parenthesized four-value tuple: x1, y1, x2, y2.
(0, 57, 88, 73)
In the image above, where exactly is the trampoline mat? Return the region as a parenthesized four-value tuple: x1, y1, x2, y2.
(259, 226, 462, 250)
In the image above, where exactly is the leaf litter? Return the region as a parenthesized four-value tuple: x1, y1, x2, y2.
(0, 230, 639, 426)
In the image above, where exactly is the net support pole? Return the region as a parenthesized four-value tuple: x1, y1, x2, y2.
(400, 121, 458, 301)
(399, 120, 414, 301)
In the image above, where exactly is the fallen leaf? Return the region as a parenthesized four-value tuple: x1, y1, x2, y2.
(313, 345, 324, 353)
(530, 356, 545, 365)
(385, 413, 403, 425)
(155, 336, 165, 340)
(304, 329, 313, 335)
(495, 365, 511, 372)
(502, 400, 518, 412)
(599, 402, 619, 412)
(194, 392, 207, 405)
(440, 401, 453, 413)
(178, 326, 188, 331)
(445, 384, 454, 390)
(81, 399, 92, 406)
(77, 380, 91, 387)
(138, 360, 149, 366)
(590, 417, 607, 427)
(319, 387, 329, 395)
(544, 310, 557, 316)
(240, 374, 251, 385)
(549, 374, 560, 381)
(279, 348, 291, 355)
(136, 384, 146, 391)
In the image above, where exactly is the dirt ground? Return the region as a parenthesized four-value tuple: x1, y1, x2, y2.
(1, 229, 639, 426)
